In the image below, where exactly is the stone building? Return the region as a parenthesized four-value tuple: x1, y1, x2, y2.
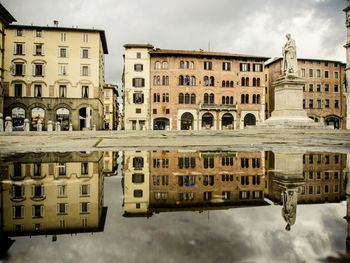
(265, 58, 346, 129)
(103, 83, 118, 130)
(3, 22, 108, 131)
(0, 152, 107, 237)
(0, 4, 16, 116)
(123, 45, 269, 130)
(344, 1, 350, 130)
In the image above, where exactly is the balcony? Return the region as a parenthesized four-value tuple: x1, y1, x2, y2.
(200, 104, 237, 111)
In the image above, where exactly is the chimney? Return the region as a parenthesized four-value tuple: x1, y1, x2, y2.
(53, 20, 59, 27)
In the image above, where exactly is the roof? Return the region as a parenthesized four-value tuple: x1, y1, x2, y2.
(7, 24, 108, 54)
(266, 57, 346, 66)
(0, 4, 16, 24)
(123, 43, 154, 49)
(150, 48, 270, 61)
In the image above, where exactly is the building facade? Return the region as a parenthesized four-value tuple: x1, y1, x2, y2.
(344, 1, 350, 130)
(123, 45, 269, 131)
(266, 58, 346, 129)
(3, 23, 108, 131)
(0, 4, 16, 116)
(103, 83, 118, 130)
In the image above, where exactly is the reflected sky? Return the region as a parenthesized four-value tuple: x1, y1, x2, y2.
(1, 150, 348, 263)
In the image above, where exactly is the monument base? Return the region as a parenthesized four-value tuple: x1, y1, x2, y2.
(258, 75, 325, 129)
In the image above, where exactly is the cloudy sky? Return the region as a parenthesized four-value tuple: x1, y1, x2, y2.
(1, 0, 347, 88)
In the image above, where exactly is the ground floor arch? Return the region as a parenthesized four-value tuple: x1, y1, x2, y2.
(181, 112, 194, 130)
(79, 107, 92, 130)
(201, 112, 214, 129)
(31, 107, 45, 131)
(56, 108, 70, 131)
(153, 118, 170, 130)
(11, 107, 25, 131)
(244, 113, 256, 127)
(222, 113, 234, 129)
(325, 116, 340, 129)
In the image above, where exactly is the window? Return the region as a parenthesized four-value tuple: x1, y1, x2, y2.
(204, 61, 212, 70)
(35, 29, 43, 37)
(325, 155, 330, 164)
(309, 69, 313, 77)
(133, 93, 144, 103)
(58, 163, 66, 176)
(34, 44, 44, 55)
(334, 85, 339, 92)
(239, 191, 250, 199)
(81, 48, 90, 58)
(59, 219, 65, 229)
(80, 185, 90, 196)
(13, 63, 25, 76)
(59, 47, 68, 57)
(204, 191, 212, 201)
(14, 43, 25, 55)
(240, 63, 250, 72)
(80, 202, 90, 213)
(162, 93, 169, 102)
(134, 190, 143, 197)
(309, 99, 313, 109)
(317, 84, 321, 92)
(334, 100, 339, 109)
(253, 64, 262, 72)
(325, 185, 329, 193)
(58, 185, 66, 197)
(12, 205, 25, 218)
(136, 52, 141, 59)
(34, 84, 42, 97)
(153, 93, 160, 102)
(316, 69, 321, 78)
(132, 78, 145, 87)
(325, 70, 329, 78)
(136, 108, 141, 114)
(153, 109, 157, 114)
(59, 85, 67, 98)
(57, 203, 68, 214)
(33, 64, 44, 76)
(155, 61, 161, 69)
(334, 72, 339, 79)
(61, 32, 66, 42)
(132, 173, 144, 183)
(31, 185, 45, 198)
(301, 68, 305, 77)
(81, 65, 90, 76)
(325, 84, 329, 92)
(59, 64, 67, 75)
(162, 75, 169, 85)
(32, 205, 44, 218)
(134, 64, 143, 71)
(11, 185, 25, 199)
(223, 62, 231, 71)
(325, 99, 330, 108)
(16, 28, 23, 36)
(83, 34, 88, 43)
(317, 99, 321, 109)
(81, 86, 89, 98)
(162, 61, 168, 69)
(334, 155, 339, 164)
(81, 163, 88, 175)
(81, 218, 88, 228)
(309, 84, 313, 92)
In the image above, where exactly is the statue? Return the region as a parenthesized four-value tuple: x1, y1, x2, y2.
(282, 34, 298, 76)
(281, 189, 297, 231)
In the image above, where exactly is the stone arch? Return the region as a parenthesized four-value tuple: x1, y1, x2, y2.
(181, 112, 194, 130)
(222, 113, 234, 130)
(244, 113, 256, 126)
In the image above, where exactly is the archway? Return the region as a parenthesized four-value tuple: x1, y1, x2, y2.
(222, 113, 234, 130)
(11, 107, 25, 131)
(56, 108, 70, 131)
(79, 107, 92, 130)
(244, 113, 256, 127)
(31, 107, 45, 131)
(153, 118, 170, 130)
(325, 116, 340, 129)
(202, 112, 214, 129)
(181, 112, 193, 130)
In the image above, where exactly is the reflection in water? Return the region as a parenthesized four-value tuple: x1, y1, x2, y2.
(0, 150, 349, 261)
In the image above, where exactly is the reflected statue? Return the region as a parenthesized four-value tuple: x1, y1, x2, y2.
(281, 189, 297, 231)
(282, 33, 298, 76)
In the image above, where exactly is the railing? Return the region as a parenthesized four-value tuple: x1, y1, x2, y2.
(200, 104, 237, 111)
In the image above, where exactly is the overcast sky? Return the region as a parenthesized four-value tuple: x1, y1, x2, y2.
(1, 0, 347, 88)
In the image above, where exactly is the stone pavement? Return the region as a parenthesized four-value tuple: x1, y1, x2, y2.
(0, 128, 349, 153)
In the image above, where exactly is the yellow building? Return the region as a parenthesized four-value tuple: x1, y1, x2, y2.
(103, 83, 118, 130)
(3, 22, 108, 131)
(0, 4, 16, 117)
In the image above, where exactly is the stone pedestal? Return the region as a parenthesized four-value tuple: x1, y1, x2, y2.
(259, 75, 324, 129)
(24, 119, 30, 132)
(0, 113, 3, 132)
(5, 116, 12, 132)
(56, 122, 61, 131)
(47, 121, 53, 131)
(69, 123, 73, 131)
(37, 120, 42, 131)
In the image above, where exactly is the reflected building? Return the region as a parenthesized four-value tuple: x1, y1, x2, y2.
(0, 152, 107, 240)
(103, 151, 118, 176)
(123, 150, 268, 217)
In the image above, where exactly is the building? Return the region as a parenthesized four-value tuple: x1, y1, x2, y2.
(265, 58, 346, 129)
(0, 4, 16, 116)
(123, 45, 269, 130)
(3, 22, 108, 131)
(344, 1, 350, 130)
(103, 83, 118, 130)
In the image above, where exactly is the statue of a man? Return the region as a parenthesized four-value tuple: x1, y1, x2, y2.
(282, 34, 298, 76)
(281, 189, 297, 231)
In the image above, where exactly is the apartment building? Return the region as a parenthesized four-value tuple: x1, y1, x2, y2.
(3, 22, 108, 131)
(0, 152, 107, 236)
(103, 83, 119, 130)
(0, 4, 16, 115)
(265, 58, 346, 129)
(123, 45, 269, 130)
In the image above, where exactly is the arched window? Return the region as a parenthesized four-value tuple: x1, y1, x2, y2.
(253, 78, 257, 87)
(155, 61, 161, 69)
(185, 61, 189, 69)
(222, 80, 225, 87)
(222, 96, 225, 104)
(253, 94, 257, 104)
(226, 96, 229, 105)
(241, 94, 245, 104)
(154, 75, 160, 85)
(162, 61, 168, 69)
(209, 93, 214, 104)
(257, 78, 260, 87)
(179, 93, 184, 104)
(230, 96, 234, 104)
(190, 76, 196, 86)
(204, 93, 209, 104)
(191, 93, 196, 104)
(241, 77, 245, 86)
(210, 76, 215, 86)
(185, 93, 190, 104)
(154, 93, 157, 102)
(257, 94, 260, 104)
(226, 81, 229, 87)
(245, 94, 249, 104)
(230, 81, 234, 87)
(189, 61, 194, 69)
(246, 77, 249, 86)
(185, 75, 190, 86)
(162, 76, 168, 85)
(204, 76, 209, 86)
(180, 61, 184, 69)
(179, 75, 184, 85)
